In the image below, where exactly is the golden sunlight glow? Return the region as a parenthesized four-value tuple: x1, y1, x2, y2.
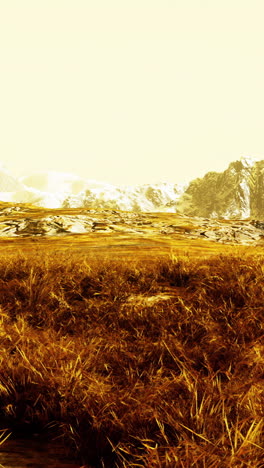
(0, 0, 264, 185)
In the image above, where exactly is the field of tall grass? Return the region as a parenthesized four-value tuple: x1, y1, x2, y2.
(0, 250, 264, 467)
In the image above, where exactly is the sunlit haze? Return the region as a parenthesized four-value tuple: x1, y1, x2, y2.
(1, 1, 264, 186)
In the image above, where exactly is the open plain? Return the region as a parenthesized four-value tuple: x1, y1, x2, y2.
(0, 204, 264, 467)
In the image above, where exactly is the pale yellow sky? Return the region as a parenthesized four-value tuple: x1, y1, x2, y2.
(0, 0, 264, 185)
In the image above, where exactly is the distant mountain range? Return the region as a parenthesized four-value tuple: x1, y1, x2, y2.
(1, 156, 264, 218)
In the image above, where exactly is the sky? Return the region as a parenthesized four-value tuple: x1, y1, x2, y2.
(0, 0, 264, 186)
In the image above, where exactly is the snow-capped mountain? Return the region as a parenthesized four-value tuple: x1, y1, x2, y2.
(1, 156, 264, 218)
(62, 182, 186, 212)
(18, 171, 185, 211)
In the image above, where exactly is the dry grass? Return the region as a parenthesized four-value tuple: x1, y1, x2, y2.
(0, 250, 264, 466)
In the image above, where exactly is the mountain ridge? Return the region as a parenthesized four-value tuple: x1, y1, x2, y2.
(1, 156, 264, 218)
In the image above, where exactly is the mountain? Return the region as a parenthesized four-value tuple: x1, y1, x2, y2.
(175, 156, 264, 219)
(249, 160, 264, 218)
(1, 156, 264, 218)
(176, 157, 254, 219)
(19, 172, 185, 211)
(62, 182, 186, 212)
(54, 156, 264, 218)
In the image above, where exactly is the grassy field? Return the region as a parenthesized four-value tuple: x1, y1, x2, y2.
(0, 225, 263, 263)
(0, 235, 264, 467)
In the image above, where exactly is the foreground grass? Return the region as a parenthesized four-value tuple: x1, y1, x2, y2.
(0, 251, 264, 466)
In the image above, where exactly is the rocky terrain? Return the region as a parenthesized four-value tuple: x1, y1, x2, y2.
(0, 204, 263, 246)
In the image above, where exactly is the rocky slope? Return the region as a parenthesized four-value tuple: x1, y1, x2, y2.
(176, 157, 254, 219)
(249, 160, 264, 218)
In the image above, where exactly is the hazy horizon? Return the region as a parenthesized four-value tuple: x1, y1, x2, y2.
(1, 1, 264, 186)
(0, 155, 260, 191)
